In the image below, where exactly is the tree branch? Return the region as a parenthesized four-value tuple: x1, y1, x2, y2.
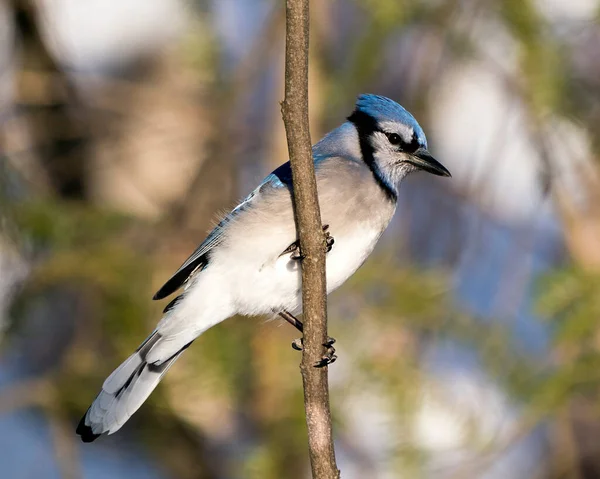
(280, 1, 340, 478)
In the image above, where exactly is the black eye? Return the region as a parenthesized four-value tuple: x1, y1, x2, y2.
(386, 133, 402, 145)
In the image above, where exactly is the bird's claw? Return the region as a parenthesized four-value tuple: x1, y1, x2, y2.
(290, 337, 337, 367)
(282, 224, 335, 261)
(290, 250, 305, 261)
(315, 336, 337, 368)
(323, 224, 335, 253)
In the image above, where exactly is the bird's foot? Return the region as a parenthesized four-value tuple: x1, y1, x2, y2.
(280, 240, 303, 260)
(281, 224, 334, 260)
(291, 337, 337, 368)
(291, 338, 304, 351)
(316, 336, 337, 368)
(323, 224, 335, 253)
(290, 248, 304, 261)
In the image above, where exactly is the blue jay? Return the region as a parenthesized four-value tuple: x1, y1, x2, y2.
(77, 94, 450, 442)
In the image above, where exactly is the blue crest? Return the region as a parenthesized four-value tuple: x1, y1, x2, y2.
(354, 94, 427, 146)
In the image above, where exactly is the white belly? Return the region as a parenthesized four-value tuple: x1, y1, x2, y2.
(227, 224, 384, 315)
(324, 226, 382, 292)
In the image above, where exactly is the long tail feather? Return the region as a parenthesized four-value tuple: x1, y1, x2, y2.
(77, 331, 190, 442)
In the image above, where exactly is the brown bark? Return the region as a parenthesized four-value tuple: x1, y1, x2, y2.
(280, 0, 340, 478)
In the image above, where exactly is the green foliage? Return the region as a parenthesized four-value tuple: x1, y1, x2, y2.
(180, 15, 220, 84)
(536, 266, 600, 401)
(6, 199, 154, 404)
(537, 267, 600, 352)
(340, 254, 600, 474)
(500, 0, 567, 115)
(10, 200, 129, 250)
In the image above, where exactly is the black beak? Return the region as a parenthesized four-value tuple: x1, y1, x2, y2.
(407, 149, 451, 177)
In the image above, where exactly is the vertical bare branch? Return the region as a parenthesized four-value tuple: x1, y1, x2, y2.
(280, 1, 340, 478)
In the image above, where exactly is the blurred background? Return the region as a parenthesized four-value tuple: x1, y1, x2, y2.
(1, 0, 599, 477)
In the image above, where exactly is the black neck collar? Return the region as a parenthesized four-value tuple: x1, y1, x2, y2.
(347, 110, 398, 202)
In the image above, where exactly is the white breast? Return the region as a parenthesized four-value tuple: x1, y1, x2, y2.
(212, 156, 396, 316)
(224, 222, 385, 316)
(323, 225, 383, 293)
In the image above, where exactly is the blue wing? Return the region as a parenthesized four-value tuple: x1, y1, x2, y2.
(152, 163, 294, 300)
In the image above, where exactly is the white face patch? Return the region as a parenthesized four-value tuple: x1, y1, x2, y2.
(368, 131, 418, 185)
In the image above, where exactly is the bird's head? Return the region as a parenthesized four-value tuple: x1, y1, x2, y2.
(348, 94, 450, 192)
